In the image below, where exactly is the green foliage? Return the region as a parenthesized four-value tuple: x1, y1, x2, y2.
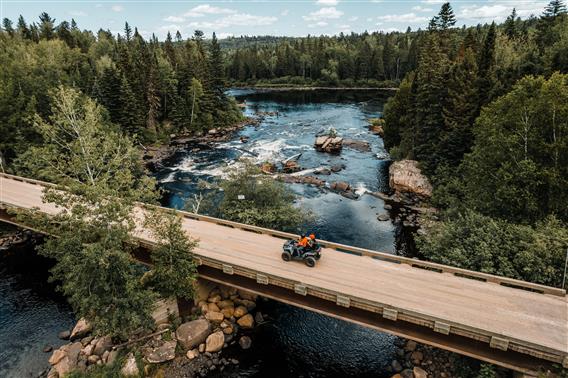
(0, 16, 242, 167)
(462, 73, 568, 223)
(418, 210, 568, 288)
(12, 87, 198, 338)
(475, 364, 498, 378)
(206, 161, 310, 231)
(143, 210, 198, 300)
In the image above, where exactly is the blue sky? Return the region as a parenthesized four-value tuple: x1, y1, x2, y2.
(1, 0, 549, 39)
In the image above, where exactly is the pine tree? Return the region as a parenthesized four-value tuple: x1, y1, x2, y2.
(476, 22, 496, 110)
(438, 2, 457, 30)
(441, 48, 478, 166)
(412, 33, 450, 173)
(543, 0, 567, 17)
(124, 22, 132, 42)
(38, 12, 55, 40)
(17, 15, 31, 39)
(536, 0, 567, 50)
(209, 32, 225, 95)
(2, 18, 14, 36)
(504, 8, 518, 39)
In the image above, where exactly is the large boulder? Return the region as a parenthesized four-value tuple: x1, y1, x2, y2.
(343, 139, 371, 152)
(70, 318, 92, 340)
(205, 311, 224, 323)
(176, 319, 211, 350)
(92, 336, 113, 356)
(389, 160, 432, 199)
(205, 331, 225, 353)
(144, 340, 177, 364)
(50, 342, 82, 376)
(315, 136, 343, 153)
(121, 353, 139, 376)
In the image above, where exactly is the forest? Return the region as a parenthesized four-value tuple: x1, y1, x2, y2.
(382, 1, 568, 287)
(1, 1, 567, 288)
(0, 17, 242, 167)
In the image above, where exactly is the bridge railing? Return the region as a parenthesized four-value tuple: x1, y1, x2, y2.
(0, 172, 565, 297)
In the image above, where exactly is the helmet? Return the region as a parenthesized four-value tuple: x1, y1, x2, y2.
(309, 234, 315, 239)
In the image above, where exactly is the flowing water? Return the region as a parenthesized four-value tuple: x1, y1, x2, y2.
(157, 89, 399, 377)
(0, 235, 75, 378)
(0, 89, 400, 378)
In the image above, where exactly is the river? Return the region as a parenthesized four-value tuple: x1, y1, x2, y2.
(0, 89, 400, 377)
(157, 89, 400, 377)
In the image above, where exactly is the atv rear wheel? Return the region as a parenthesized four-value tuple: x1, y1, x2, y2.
(305, 256, 316, 267)
(281, 251, 292, 262)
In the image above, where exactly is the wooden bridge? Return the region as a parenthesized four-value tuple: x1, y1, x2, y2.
(0, 173, 566, 375)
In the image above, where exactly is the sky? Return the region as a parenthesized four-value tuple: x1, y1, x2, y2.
(0, 0, 550, 40)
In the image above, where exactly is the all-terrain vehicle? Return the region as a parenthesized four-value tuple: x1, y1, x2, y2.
(281, 239, 322, 267)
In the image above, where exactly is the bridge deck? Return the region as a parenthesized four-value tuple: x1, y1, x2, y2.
(1, 175, 567, 365)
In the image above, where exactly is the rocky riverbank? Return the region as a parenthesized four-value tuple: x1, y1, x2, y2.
(143, 117, 259, 171)
(42, 281, 264, 377)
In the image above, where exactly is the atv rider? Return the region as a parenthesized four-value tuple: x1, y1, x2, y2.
(297, 233, 316, 255)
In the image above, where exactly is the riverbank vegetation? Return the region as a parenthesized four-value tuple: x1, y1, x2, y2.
(13, 87, 197, 337)
(199, 161, 309, 232)
(0, 19, 242, 167)
(382, 1, 568, 288)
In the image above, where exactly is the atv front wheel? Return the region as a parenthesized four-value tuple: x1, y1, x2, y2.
(281, 251, 292, 262)
(305, 256, 316, 267)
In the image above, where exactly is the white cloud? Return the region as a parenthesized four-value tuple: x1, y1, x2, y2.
(281, 9, 290, 16)
(366, 17, 373, 22)
(348, 16, 358, 21)
(317, 0, 339, 5)
(189, 13, 277, 29)
(412, 6, 433, 12)
(459, 1, 546, 21)
(421, 0, 445, 4)
(308, 21, 329, 28)
(95, 4, 103, 8)
(337, 24, 350, 28)
(163, 16, 185, 23)
(303, 7, 344, 21)
(216, 32, 233, 39)
(111, 5, 123, 12)
(184, 4, 236, 18)
(69, 10, 87, 17)
(377, 13, 428, 23)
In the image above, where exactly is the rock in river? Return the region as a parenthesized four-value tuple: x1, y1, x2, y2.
(389, 160, 432, 199)
(70, 318, 92, 340)
(176, 319, 211, 350)
(205, 331, 225, 353)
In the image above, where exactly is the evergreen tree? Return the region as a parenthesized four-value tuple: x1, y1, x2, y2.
(440, 48, 478, 166)
(2, 18, 14, 36)
(38, 12, 55, 40)
(476, 22, 497, 109)
(209, 32, 225, 94)
(412, 33, 450, 173)
(124, 21, 132, 42)
(17, 15, 31, 39)
(438, 2, 457, 30)
(504, 8, 518, 39)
